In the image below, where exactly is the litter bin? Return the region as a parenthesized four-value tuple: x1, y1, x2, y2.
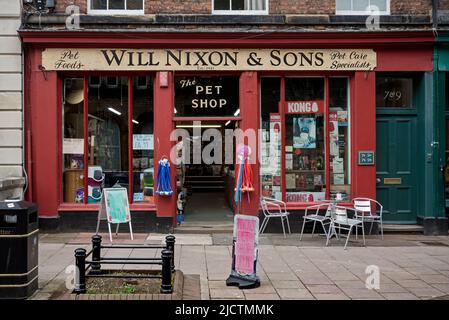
(0, 201, 38, 299)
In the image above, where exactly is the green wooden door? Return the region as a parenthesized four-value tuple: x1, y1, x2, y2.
(376, 116, 418, 223)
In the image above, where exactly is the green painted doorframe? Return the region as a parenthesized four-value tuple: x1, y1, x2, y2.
(420, 33, 449, 236)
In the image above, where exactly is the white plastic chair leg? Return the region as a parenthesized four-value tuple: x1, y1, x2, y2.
(380, 218, 384, 240)
(362, 223, 366, 246)
(259, 217, 267, 234)
(261, 217, 270, 234)
(260, 217, 268, 234)
(344, 226, 352, 250)
(311, 220, 317, 238)
(286, 216, 291, 234)
(299, 218, 307, 241)
(281, 217, 286, 238)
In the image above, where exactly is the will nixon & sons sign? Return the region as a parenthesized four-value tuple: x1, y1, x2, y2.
(42, 48, 377, 71)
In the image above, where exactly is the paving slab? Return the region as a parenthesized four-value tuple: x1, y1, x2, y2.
(276, 288, 315, 300)
(244, 293, 280, 300)
(381, 292, 421, 300)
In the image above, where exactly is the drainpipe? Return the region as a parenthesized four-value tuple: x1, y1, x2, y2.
(433, 0, 438, 30)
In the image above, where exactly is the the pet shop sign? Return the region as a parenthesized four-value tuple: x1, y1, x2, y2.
(284, 100, 325, 114)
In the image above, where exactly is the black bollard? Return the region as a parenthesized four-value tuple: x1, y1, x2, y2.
(74, 248, 87, 294)
(91, 235, 102, 274)
(160, 249, 173, 294)
(165, 235, 176, 272)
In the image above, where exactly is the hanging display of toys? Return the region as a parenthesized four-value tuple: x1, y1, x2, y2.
(234, 144, 254, 210)
(155, 157, 173, 196)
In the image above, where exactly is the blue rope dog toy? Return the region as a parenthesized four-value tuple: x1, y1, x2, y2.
(156, 158, 173, 196)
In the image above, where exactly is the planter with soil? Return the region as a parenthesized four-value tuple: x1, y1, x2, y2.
(58, 269, 183, 300)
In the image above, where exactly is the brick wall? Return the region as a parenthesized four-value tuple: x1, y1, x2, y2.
(440, 0, 449, 10)
(55, 0, 87, 14)
(270, 0, 334, 14)
(391, 0, 432, 15)
(146, 0, 210, 14)
(51, 0, 433, 15)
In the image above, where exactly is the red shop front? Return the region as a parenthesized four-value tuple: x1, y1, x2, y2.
(20, 31, 433, 231)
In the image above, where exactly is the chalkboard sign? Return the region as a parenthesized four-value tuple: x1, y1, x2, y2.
(97, 188, 133, 242)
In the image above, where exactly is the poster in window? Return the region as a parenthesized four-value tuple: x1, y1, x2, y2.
(293, 118, 316, 149)
(329, 112, 339, 157)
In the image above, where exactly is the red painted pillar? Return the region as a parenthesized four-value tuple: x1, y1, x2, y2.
(154, 71, 176, 219)
(239, 72, 260, 216)
(28, 47, 59, 217)
(352, 71, 376, 200)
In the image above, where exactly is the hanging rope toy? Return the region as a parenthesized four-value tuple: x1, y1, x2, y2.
(156, 157, 173, 196)
(234, 144, 254, 205)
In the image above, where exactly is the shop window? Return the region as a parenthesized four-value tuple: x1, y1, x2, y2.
(132, 76, 154, 203)
(260, 77, 352, 204)
(260, 78, 282, 200)
(213, 0, 268, 14)
(62, 76, 154, 205)
(376, 76, 413, 108)
(62, 78, 85, 204)
(89, 0, 144, 14)
(285, 78, 326, 203)
(174, 76, 240, 117)
(336, 0, 389, 15)
(329, 78, 350, 200)
(88, 76, 129, 204)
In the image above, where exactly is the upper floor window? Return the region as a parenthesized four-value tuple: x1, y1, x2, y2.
(213, 0, 268, 15)
(336, 0, 390, 15)
(88, 0, 144, 15)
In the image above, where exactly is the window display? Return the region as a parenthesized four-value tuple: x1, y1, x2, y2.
(132, 76, 154, 203)
(285, 78, 326, 202)
(62, 78, 85, 203)
(260, 78, 282, 200)
(260, 76, 352, 204)
(62, 76, 154, 204)
(329, 78, 350, 200)
(88, 76, 129, 203)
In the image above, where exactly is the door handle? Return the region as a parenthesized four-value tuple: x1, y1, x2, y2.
(376, 178, 381, 184)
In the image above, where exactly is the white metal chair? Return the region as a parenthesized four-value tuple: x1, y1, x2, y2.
(299, 202, 332, 241)
(260, 197, 291, 238)
(353, 198, 384, 239)
(326, 206, 365, 250)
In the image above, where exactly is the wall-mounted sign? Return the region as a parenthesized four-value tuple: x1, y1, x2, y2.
(285, 100, 325, 114)
(358, 151, 375, 166)
(133, 134, 153, 150)
(63, 138, 84, 154)
(175, 76, 239, 117)
(42, 48, 377, 71)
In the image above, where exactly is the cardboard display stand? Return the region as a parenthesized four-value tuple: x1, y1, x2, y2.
(226, 214, 260, 289)
(96, 188, 133, 242)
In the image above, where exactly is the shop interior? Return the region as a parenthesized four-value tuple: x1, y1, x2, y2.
(174, 120, 237, 224)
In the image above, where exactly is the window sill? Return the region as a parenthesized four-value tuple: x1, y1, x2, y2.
(87, 10, 145, 16)
(259, 202, 353, 211)
(58, 202, 157, 212)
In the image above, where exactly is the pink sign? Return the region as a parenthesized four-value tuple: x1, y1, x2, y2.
(234, 216, 258, 275)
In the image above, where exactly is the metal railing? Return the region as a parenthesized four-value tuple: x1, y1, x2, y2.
(74, 234, 176, 294)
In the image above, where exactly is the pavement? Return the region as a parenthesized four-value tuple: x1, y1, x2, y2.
(31, 232, 449, 300)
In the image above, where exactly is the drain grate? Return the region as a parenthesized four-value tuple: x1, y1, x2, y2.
(419, 241, 449, 247)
